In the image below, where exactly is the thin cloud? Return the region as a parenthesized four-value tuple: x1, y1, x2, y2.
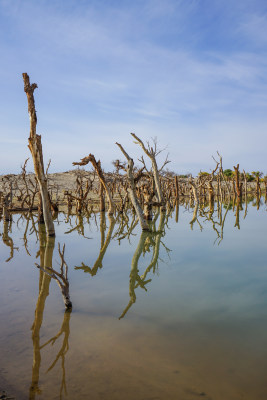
(0, 0, 267, 174)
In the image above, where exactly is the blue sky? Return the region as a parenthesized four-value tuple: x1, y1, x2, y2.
(0, 0, 267, 175)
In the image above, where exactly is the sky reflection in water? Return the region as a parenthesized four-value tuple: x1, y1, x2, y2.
(0, 199, 267, 400)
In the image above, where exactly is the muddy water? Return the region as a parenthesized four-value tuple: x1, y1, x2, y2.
(0, 202, 267, 399)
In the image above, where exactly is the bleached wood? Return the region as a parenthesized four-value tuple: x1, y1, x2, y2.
(22, 73, 55, 236)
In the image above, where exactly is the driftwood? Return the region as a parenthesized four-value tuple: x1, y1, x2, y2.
(22, 73, 55, 236)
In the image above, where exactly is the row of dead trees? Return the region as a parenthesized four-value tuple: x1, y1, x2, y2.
(2, 191, 264, 267)
(0, 73, 266, 236)
(1, 152, 265, 229)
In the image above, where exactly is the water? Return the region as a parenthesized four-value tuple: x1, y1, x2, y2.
(0, 200, 267, 399)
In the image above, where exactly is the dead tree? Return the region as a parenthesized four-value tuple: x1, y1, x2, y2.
(22, 73, 55, 236)
(73, 154, 115, 215)
(174, 175, 179, 200)
(36, 243, 72, 309)
(255, 175, 261, 197)
(131, 133, 169, 208)
(233, 164, 242, 199)
(214, 152, 231, 197)
(116, 142, 150, 231)
(188, 177, 199, 226)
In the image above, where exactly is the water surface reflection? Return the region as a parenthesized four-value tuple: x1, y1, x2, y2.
(0, 199, 267, 399)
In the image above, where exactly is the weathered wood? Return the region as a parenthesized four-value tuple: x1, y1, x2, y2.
(99, 182, 105, 212)
(174, 175, 179, 199)
(131, 133, 165, 208)
(73, 154, 115, 215)
(36, 243, 72, 309)
(233, 164, 242, 198)
(22, 73, 55, 236)
(116, 142, 150, 231)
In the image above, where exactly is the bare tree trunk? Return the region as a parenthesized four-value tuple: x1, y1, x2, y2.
(22, 73, 55, 236)
(37, 191, 44, 223)
(233, 164, 242, 199)
(188, 177, 199, 205)
(116, 142, 150, 231)
(174, 175, 179, 200)
(99, 182, 105, 212)
(255, 175, 261, 197)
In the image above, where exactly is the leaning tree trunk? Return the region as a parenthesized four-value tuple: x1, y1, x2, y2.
(22, 73, 55, 236)
(73, 154, 115, 215)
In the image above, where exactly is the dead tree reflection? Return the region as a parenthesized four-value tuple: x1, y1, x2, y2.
(30, 227, 72, 399)
(119, 210, 169, 319)
(118, 231, 151, 319)
(75, 214, 115, 276)
(40, 310, 71, 400)
(29, 225, 54, 399)
(1, 217, 19, 262)
(141, 210, 169, 281)
(194, 201, 228, 245)
(175, 200, 179, 223)
(64, 213, 92, 239)
(234, 198, 242, 230)
(113, 210, 138, 245)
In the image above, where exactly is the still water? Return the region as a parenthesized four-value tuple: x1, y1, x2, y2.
(0, 200, 267, 399)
